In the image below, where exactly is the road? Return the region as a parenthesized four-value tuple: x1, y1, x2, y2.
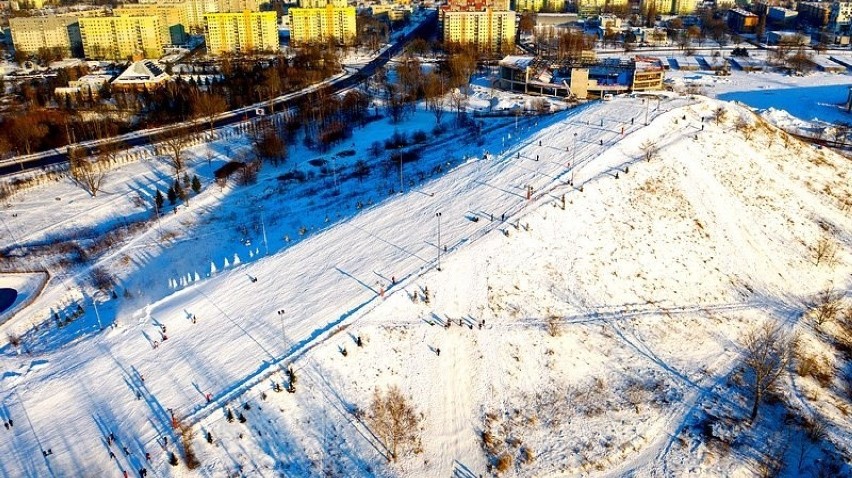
(0, 11, 437, 177)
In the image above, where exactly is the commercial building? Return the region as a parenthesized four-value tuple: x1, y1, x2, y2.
(288, 4, 357, 45)
(112, 60, 171, 90)
(9, 15, 82, 57)
(114, 4, 189, 45)
(204, 11, 279, 55)
(79, 16, 165, 60)
(727, 8, 759, 33)
(497, 54, 664, 99)
(797, 2, 831, 29)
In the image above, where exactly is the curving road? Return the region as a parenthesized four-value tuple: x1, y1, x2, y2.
(0, 11, 437, 177)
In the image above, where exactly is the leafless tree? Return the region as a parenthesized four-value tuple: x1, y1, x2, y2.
(192, 92, 228, 138)
(713, 106, 727, 125)
(742, 323, 793, 423)
(158, 132, 191, 177)
(11, 114, 49, 155)
(368, 385, 422, 461)
(450, 88, 469, 124)
(640, 139, 659, 161)
(424, 72, 448, 125)
(69, 147, 106, 197)
(813, 236, 837, 266)
(811, 288, 841, 326)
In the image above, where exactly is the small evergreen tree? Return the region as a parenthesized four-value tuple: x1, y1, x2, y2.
(225, 408, 234, 422)
(167, 185, 177, 205)
(191, 175, 201, 194)
(155, 189, 165, 211)
(173, 179, 185, 202)
(182, 173, 190, 188)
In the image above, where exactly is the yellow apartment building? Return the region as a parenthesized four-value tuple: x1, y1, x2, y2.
(514, 0, 566, 12)
(288, 5, 357, 45)
(79, 16, 165, 60)
(114, 4, 189, 45)
(442, 8, 516, 53)
(10, 15, 82, 56)
(203, 11, 279, 55)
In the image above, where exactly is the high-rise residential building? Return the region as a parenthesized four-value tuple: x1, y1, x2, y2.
(300, 0, 348, 7)
(9, 15, 82, 57)
(79, 16, 165, 60)
(136, 0, 263, 33)
(644, 0, 698, 15)
(114, 4, 189, 45)
(11, 0, 47, 11)
(441, 0, 516, 53)
(288, 2, 357, 45)
(203, 11, 279, 55)
(514, 0, 565, 12)
(442, 9, 516, 53)
(574, 0, 629, 15)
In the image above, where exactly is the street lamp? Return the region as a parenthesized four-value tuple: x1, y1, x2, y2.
(435, 212, 442, 271)
(571, 132, 578, 185)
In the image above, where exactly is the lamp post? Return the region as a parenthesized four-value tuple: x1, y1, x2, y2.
(436, 212, 442, 271)
(571, 132, 578, 185)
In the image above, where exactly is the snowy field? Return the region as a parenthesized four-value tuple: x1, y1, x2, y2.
(1, 83, 852, 477)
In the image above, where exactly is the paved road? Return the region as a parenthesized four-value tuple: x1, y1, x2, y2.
(0, 11, 437, 177)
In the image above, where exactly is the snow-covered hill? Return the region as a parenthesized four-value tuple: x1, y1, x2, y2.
(1, 94, 851, 477)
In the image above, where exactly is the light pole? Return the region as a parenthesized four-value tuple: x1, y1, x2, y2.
(260, 208, 269, 256)
(92, 296, 103, 331)
(571, 132, 578, 185)
(399, 153, 404, 193)
(436, 212, 442, 271)
(644, 98, 649, 126)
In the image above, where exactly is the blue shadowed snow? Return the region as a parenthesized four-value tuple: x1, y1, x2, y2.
(719, 84, 852, 124)
(0, 288, 17, 314)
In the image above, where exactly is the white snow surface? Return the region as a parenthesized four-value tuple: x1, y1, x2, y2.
(1, 93, 851, 477)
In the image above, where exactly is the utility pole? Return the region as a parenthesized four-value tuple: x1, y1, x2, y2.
(435, 212, 442, 271)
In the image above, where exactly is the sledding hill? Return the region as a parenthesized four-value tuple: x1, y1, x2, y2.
(1, 94, 851, 478)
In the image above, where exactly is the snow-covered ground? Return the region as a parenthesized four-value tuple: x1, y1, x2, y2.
(1, 85, 851, 478)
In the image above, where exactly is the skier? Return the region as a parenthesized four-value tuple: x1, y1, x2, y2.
(109, 451, 116, 460)
(163, 436, 168, 447)
(152, 341, 159, 349)
(145, 452, 151, 462)
(160, 324, 166, 334)
(161, 334, 168, 341)
(109, 432, 115, 444)
(631, 118, 634, 125)
(621, 126, 624, 135)
(3, 422, 7, 430)
(538, 140, 541, 146)
(206, 393, 212, 403)
(599, 139, 603, 145)
(391, 276, 396, 285)
(436, 348, 441, 356)
(123, 446, 130, 456)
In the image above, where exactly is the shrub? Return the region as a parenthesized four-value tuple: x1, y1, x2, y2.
(796, 352, 834, 388)
(411, 130, 428, 143)
(495, 453, 513, 473)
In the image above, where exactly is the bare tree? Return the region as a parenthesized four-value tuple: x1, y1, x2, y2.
(813, 236, 837, 266)
(742, 323, 792, 423)
(192, 92, 228, 138)
(640, 139, 659, 161)
(368, 385, 422, 461)
(11, 114, 49, 155)
(424, 72, 448, 125)
(450, 88, 469, 124)
(158, 132, 191, 177)
(713, 106, 727, 125)
(69, 147, 106, 197)
(811, 288, 841, 326)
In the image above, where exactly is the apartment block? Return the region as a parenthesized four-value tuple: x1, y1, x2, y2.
(299, 0, 348, 7)
(114, 3, 189, 45)
(288, 5, 357, 45)
(514, 0, 565, 12)
(442, 8, 516, 53)
(644, 0, 698, 15)
(79, 16, 165, 60)
(575, 0, 629, 15)
(204, 11, 279, 55)
(10, 15, 82, 57)
(136, 0, 263, 32)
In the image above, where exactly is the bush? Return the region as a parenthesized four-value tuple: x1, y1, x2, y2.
(213, 161, 245, 181)
(411, 130, 428, 143)
(90, 267, 114, 291)
(796, 353, 834, 388)
(495, 453, 513, 473)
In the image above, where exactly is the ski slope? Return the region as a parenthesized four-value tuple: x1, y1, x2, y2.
(1, 92, 851, 477)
